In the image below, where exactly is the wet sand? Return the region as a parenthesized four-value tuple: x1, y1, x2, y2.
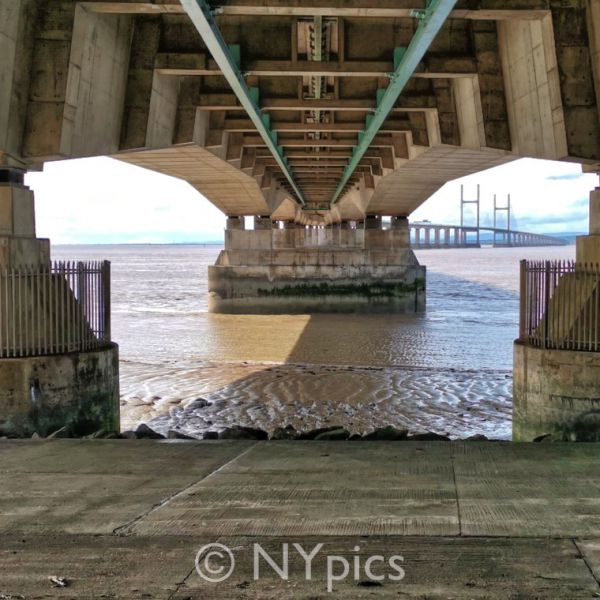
(122, 361, 512, 439)
(53, 244, 575, 440)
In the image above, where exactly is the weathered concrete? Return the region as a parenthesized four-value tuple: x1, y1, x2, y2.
(2, 1, 599, 223)
(577, 186, 600, 263)
(514, 183, 600, 440)
(0, 174, 49, 267)
(513, 342, 600, 442)
(0, 439, 253, 534)
(0, 344, 120, 437)
(209, 262, 426, 314)
(0, 440, 599, 598)
(126, 441, 459, 537)
(0, 172, 120, 438)
(210, 226, 426, 313)
(2, 0, 600, 326)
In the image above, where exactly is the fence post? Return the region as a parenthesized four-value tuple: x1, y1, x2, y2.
(102, 260, 111, 343)
(519, 260, 527, 342)
(543, 261, 552, 349)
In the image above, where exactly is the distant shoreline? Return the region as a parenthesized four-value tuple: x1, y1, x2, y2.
(52, 241, 225, 247)
(52, 233, 584, 247)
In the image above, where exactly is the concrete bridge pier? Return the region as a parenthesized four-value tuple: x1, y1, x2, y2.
(0, 169, 119, 438)
(0, 169, 48, 268)
(514, 177, 600, 441)
(208, 214, 425, 314)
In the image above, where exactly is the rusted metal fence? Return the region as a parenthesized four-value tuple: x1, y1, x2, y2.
(0, 261, 111, 358)
(519, 260, 600, 352)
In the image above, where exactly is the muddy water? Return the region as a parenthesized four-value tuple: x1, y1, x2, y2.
(53, 244, 575, 439)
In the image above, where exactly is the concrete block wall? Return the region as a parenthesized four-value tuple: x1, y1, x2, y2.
(0, 344, 120, 437)
(513, 342, 600, 441)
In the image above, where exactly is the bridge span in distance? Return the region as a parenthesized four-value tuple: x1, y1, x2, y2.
(410, 185, 567, 249)
(409, 222, 566, 249)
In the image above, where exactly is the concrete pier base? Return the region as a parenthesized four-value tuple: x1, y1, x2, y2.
(209, 223, 425, 314)
(0, 171, 120, 437)
(513, 342, 600, 441)
(513, 183, 600, 440)
(209, 260, 426, 314)
(0, 344, 120, 437)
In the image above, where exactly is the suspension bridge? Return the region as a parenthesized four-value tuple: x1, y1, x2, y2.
(410, 186, 567, 249)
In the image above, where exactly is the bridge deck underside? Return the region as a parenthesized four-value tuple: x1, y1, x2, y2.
(2, 1, 599, 223)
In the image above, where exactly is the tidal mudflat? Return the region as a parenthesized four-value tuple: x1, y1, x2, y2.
(53, 244, 574, 440)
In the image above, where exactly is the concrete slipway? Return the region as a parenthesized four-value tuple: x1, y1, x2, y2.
(0, 440, 600, 598)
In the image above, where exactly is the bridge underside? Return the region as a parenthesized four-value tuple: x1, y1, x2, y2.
(0, 0, 599, 313)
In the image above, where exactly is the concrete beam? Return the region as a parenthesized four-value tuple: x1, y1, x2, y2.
(498, 15, 568, 161)
(0, 0, 38, 164)
(23, 4, 132, 159)
(154, 57, 478, 79)
(81, 2, 549, 21)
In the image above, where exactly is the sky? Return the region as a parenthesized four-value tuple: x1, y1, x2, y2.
(25, 156, 599, 244)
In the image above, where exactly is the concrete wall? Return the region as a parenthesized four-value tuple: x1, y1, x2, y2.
(146, 73, 179, 149)
(213, 225, 423, 313)
(452, 76, 486, 149)
(218, 248, 421, 268)
(209, 263, 426, 314)
(23, 4, 132, 160)
(61, 7, 132, 158)
(0, 182, 49, 267)
(0, 343, 120, 437)
(513, 342, 600, 441)
(589, 0, 600, 135)
(224, 228, 410, 253)
(0, 0, 37, 162)
(498, 15, 568, 160)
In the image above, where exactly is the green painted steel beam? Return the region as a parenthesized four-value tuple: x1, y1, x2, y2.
(180, 0, 305, 206)
(330, 0, 459, 205)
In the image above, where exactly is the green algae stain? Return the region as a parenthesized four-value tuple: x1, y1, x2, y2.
(257, 278, 425, 298)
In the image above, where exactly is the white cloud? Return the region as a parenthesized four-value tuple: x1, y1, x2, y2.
(26, 157, 226, 244)
(26, 155, 598, 244)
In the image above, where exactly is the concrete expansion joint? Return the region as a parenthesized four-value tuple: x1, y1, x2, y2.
(450, 453, 463, 537)
(112, 442, 259, 536)
(167, 567, 198, 600)
(572, 539, 600, 588)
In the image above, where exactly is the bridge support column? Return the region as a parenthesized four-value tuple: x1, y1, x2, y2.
(208, 213, 425, 314)
(0, 169, 49, 268)
(576, 185, 600, 263)
(226, 216, 244, 230)
(365, 214, 382, 230)
(254, 215, 274, 230)
(514, 179, 600, 441)
(0, 168, 119, 438)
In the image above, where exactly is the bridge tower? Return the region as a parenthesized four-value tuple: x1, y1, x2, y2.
(460, 185, 481, 247)
(493, 194, 512, 246)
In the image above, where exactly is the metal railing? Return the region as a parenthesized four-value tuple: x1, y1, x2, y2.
(0, 261, 111, 358)
(519, 260, 600, 352)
